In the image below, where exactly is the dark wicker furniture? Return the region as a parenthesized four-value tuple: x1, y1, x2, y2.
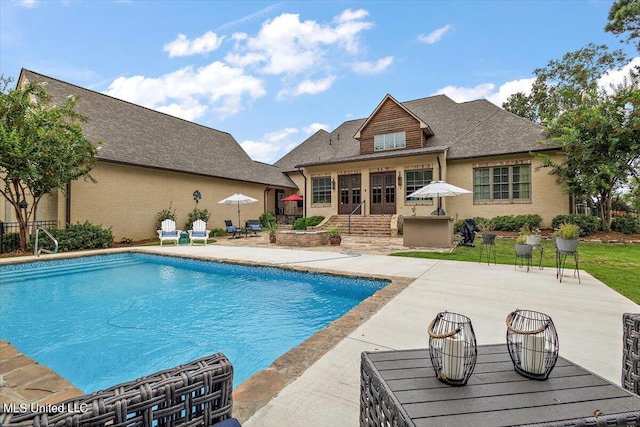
(623, 313, 640, 396)
(0, 353, 234, 427)
(360, 344, 640, 426)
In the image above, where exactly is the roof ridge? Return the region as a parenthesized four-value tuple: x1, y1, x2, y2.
(20, 68, 235, 138)
(450, 106, 502, 145)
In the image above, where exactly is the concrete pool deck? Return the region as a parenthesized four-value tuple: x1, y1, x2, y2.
(1, 237, 638, 426)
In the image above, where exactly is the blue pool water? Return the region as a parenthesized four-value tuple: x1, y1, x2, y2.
(0, 253, 387, 393)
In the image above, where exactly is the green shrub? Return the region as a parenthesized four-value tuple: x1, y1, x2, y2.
(2, 232, 21, 252)
(210, 228, 226, 237)
(259, 212, 276, 227)
(156, 204, 177, 230)
(551, 214, 600, 236)
(34, 221, 114, 252)
(611, 216, 640, 234)
(491, 214, 542, 231)
(185, 207, 210, 230)
(292, 215, 325, 230)
(453, 220, 463, 233)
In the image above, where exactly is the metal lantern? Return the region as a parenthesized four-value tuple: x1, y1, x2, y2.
(428, 311, 478, 386)
(506, 309, 559, 380)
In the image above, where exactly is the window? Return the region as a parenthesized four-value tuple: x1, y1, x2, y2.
(473, 165, 531, 202)
(374, 131, 406, 151)
(405, 169, 433, 199)
(312, 177, 332, 204)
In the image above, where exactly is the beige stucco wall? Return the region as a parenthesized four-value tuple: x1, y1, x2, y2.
(302, 151, 569, 228)
(304, 153, 443, 218)
(445, 152, 569, 228)
(64, 162, 277, 241)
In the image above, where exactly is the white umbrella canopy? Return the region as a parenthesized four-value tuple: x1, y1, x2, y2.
(218, 193, 258, 227)
(407, 181, 471, 215)
(407, 180, 472, 199)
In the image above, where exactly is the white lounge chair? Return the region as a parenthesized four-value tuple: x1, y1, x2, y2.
(157, 219, 181, 246)
(189, 219, 211, 245)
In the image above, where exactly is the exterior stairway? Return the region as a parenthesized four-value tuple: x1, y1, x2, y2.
(322, 215, 396, 237)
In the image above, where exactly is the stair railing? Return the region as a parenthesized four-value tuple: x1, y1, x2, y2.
(347, 200, 366, 235)
(34, 227, 59, 257)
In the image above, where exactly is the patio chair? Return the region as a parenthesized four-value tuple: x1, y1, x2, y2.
(225, 220, 239, 238)
(157, 219, 181, 246)
(189, 219, 211, 245)
(0, 353, 239, 427)
(245, 219, 262, 236)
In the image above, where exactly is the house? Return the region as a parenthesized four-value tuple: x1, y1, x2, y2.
(275, 94, 569, 230)
(3, 70, 569, 243)
(3, 69, 296, 241)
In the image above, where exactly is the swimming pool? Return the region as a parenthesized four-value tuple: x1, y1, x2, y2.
(0, 253, 388, 393)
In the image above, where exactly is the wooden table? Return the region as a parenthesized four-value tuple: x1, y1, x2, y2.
(360, 344, 640, 426)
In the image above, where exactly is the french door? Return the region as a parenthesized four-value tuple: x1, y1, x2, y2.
(339, 174, 362, 214)
(370, 172, 396, 214)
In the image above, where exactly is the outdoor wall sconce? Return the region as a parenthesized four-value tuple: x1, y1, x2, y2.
(397, 173, 402, 187)
(428, 311, 477, 386)
(331, 179, 336, 190)
(506, 309, 559, 380)
(18, 200, 28, 210)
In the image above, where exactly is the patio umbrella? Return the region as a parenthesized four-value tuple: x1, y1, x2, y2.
(406, 180, 471, 215)
(281, 194, 303, 216)
(218, 193, 258, 227)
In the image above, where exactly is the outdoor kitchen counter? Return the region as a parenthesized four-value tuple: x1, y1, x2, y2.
(403, 215, 454, 248)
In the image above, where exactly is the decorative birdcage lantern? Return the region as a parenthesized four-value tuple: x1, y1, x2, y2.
(506, 309, 559, 380)
(428, 311, 477, 386)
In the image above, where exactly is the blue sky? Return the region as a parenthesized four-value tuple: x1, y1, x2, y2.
(1, 0, 637, 164)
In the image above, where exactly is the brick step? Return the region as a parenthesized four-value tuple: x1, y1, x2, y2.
(324, 215, 393, 237)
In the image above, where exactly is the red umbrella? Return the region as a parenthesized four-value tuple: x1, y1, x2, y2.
(281, 194, 303, 201)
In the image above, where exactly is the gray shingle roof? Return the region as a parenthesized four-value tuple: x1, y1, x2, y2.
(20, 69, 296, 188)
(276, 94, 553, 169)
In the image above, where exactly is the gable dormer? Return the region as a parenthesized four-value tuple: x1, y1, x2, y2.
(354, 94, 434, 155)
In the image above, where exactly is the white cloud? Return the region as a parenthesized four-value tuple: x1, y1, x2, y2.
(351, 56, 393, 74)
(17, 0, 37, 7)
(433, 83, 496, 103)
(418, 24, 451, 44)
(598, 57, 640, 92)
(277, 76, 337, 99)
(104, 62, 265, 120)
(226, 10, 373, 75)
(433, 78, 535, 107)
(164, 31, 224, 57)
(240, 127, 299, 163)
(303, 122, 329, 134)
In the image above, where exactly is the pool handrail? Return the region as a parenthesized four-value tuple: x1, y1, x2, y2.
(34, 227, 58, 257)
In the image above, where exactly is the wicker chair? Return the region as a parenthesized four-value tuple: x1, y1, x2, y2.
(623, 313, 640, 396)
(0, 353, 236, 427)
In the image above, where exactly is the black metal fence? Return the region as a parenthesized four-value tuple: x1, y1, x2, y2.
(0, 220, 58, 253)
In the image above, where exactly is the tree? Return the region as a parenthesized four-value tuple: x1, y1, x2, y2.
(0, 76, 99, 251)
(502, 44, 639, 228)
(606, 0, 640, 52)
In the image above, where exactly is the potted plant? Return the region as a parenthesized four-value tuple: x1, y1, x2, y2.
(328, 226, 341, 245)
(477, 219, 496, 244)
(515, 234, 533, 257)
(553, 222, 580, 252)
(266, 222, 277, 243)
(522, 223, 542, 246)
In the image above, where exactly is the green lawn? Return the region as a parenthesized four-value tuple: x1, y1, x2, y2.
(392, 239, 640, 304)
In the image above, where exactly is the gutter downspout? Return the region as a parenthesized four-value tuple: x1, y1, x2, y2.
(297, 167, 307, 218)
(436, 155, 443, 212)
(263, 186, 270, 213)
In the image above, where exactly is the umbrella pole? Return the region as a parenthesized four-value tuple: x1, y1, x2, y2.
(237, 202, 241, 229)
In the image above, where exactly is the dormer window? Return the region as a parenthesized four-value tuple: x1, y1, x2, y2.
(374, 131, 406, 151)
